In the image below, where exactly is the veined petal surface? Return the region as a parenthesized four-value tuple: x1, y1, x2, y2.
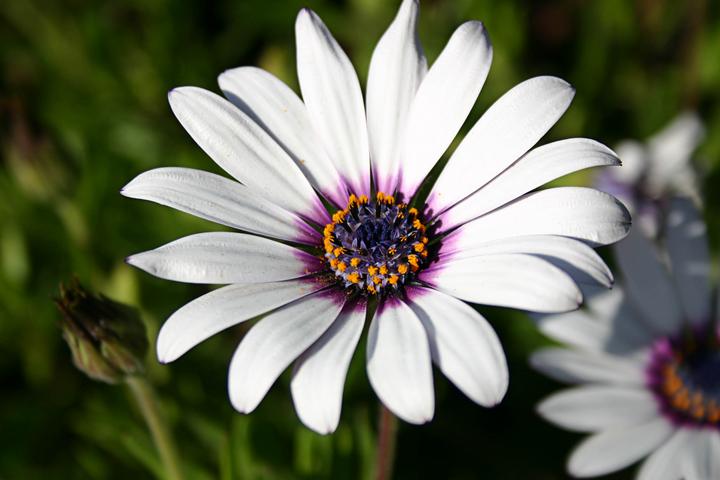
(366, 0, 427, 194)
(218, 66, 347, 206)
(296, 9, 370, 196)
(126, 232, 320, 284)
(168, 87, 326, 223)
(291, 302, 366, 434)
(430, 76, 575, 212)
(398, 20, 492, 197)
(157, 279, 324, 363)
(366, 299, 434, 424)
(229, 291, 345, 413)
(122, 167, 318, 244)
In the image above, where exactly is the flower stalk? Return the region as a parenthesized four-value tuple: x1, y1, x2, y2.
(375, 404, 398, 480)
(126, 376, 184, 480)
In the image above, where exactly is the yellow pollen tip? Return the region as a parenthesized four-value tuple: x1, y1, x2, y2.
(376, 192, 385, 202)
(330, 258, 339, 268)
(388, 247, 397, 255)
(408, 255, 419, 267)
(421, 236, 429, 244)
(388, 275, 399, 285)
(367, 284, 376, 294)
(408, 207, 418, 217)
(358, 195, 369, 204)
(350, 258, 360, 267)
(337, 262, 347, 272)
(347, 273, 360, 283)
(348, 194, 358, 205)
(333, 247, 345, 257)
(421, 250, 428, 258)
(397, 264, 409, 274)
(379, 265, 389, 275)
(367, 266, 378, 276)
(413, 242, 425, 253)
(372, 276, 382, 285)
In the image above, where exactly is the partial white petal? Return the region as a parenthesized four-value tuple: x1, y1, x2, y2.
(444, 235, 613, 288)
(536, 309, 608, 351)
(407, 287, 508, 406)
(431, 77, 576, 212)
(157, 279, 323, 363)
(398, 21, 492, 197)
(366, 0, 427, 194)
(537, 291, 653, 355)
(296, 9, 369, 196)
(218, 67, 346, 206)
(421, 253, 582, 313)
(168, 87, 326, 223)
(291, 302, 366, 434)
(537, 385, 658, 432)
(126, 232, 320, 284)
(666, 197, 711, 325)
(637, 430, 692, 480)
(441, 187, 631, 245)
(567, 418, 673, 478)
(366, 299, 434, 424)
(646, 111, 705, 195)
(683, 430, 720, 480)
(614, 229, 683, 335)
(228, 291, 345, 413)
(530, 347, 646, 385)
(437, 138, 620, 222)
(121, 167, 318, 244)
(612, 140, 647, 185)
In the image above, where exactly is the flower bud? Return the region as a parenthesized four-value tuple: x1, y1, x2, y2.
(56, 279, 148, 384)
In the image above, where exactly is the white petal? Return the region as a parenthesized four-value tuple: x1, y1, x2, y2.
(443, 235, 613, 288)
(228, 291, 345, 413)
(666, 197, 711, 325)
(366, 299, 434, 424)
(537, 385, 658, 432)
(218, 67, 347, 206)
(421, 253, 582, 313)
(406, 287, 508, 406)
(637, 430, 692, 480)
(437, 138, 620, 223)
(398, 21, 492, 197)
(614, 228, 683, 335)
(157, 279, 324, 363)
(291, 302, 366, 434)
(567, 418, 674, 478)
(683, 430, 720, 480)
(295, 9, 369, 196)
(441, 186, 631, 245)
(126, 232, 320, 284)
(366, 0, 427, 194)
(431, 77, 576, 212)
(530, 347, 646, 385)
(168, 87, 326, 223)
(121, 167, 319, 244)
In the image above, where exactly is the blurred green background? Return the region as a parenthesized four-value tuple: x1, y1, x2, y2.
(2, 0, 719, 478)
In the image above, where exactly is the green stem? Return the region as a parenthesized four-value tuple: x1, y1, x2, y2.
(374, 404, 398, 480)
(126, 376, 184, 480)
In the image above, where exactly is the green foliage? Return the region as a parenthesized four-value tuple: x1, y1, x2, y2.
(2, 0, 719, 478)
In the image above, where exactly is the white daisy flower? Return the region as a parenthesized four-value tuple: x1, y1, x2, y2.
(532, 198, 719, 479)
(122, 0, 630, 434)
(596, 112, 705, 236)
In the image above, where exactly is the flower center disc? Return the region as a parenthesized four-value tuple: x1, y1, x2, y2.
(648, 333, 720, 428)
(322, 192, 429, 296)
